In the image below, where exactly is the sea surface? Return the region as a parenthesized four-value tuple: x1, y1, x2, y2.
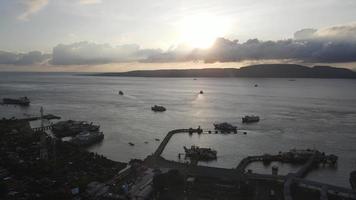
(0, 72, 356, 187)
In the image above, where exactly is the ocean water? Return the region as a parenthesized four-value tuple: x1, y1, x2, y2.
(0, 72, 356, 187)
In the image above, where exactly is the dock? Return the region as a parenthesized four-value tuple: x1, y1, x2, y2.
(20, 114, 61, 121)
(145, 128, 356, 200)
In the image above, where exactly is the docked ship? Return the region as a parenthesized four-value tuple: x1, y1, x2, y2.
(69, 130, 104, 147)
(184, 145, 217, 161)
(242, 115, 260, 123)
(350, 171, 356, 190)
(151, 105, 166, 112)
(2, 97, 30, 106)
(213, 122, 237, 133)
(52, 120, 100, 137)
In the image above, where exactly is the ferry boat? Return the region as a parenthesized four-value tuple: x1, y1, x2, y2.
(184, 145, 217, 161)
(69, 130, 104, 146)
(213, 122, 237, 133)
(350, 171, 356, 189)
(52, 120, 100, 137)
(242, 115, 260, 123)
(2, 97, 30, 106)
(151, 105, 166, 112)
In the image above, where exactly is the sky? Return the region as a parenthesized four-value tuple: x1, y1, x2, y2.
(1, 0, 356, 72)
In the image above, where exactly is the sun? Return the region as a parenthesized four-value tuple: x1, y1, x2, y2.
(178, 14, 230, 49)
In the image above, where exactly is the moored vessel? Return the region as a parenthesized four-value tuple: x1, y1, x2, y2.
(242, 115, 260, 123)
(2, 97, 30, 106)
(69, 130, 104, 146)
(184, 145, 217, 161)
(213, 122, 237, 133)
(151, 105, 166, 112)
(52, 120, 100, 137)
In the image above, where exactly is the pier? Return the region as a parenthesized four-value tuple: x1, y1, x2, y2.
(21, 114, 61, 121)
(145, 128, 356, 200)
(32, 125, 53, 132)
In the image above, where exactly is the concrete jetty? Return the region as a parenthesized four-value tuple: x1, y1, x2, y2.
(145, 128, 356, 200)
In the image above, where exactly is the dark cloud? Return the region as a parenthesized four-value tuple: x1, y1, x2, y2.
(0, 50, 50, 65)
(51, 41, 161, 65)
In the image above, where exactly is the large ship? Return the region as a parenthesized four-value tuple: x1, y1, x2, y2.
(350, 171, 356, 190)
(2, 97, 30, 106)
(52, 120, 100, 137)
(69, 130, 104, 147)
(242, 115, 260, 123)
(184, 145, 217, 161)
(213, 122, 237, 133)
(151, 105, 166, 112)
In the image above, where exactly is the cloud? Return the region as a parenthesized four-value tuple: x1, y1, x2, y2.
(2, 23, 356, 66)
(294, 24, 356, 41)
(201, 31, 356, 63)
(18, 0, 49, 21)
(0, 50, 50, 65)
(78, 0, 102, 5)
(146, 23, 356, 64)
(51, 41, 161, 65)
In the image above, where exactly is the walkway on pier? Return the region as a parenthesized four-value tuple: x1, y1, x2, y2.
(283, 151, 326, 200)
(295, 178, 356, 200)
(153, 129, 190, 157)
(19, 114, 61, 122)
(236, 155, 281, 173)
(32, 125, 53, 132)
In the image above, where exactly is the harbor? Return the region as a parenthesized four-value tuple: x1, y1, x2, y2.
(0, 110, 355, 199)
(0, 75, 356, 199)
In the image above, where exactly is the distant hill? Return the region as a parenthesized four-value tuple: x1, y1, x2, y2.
(94, 64, 356, 78)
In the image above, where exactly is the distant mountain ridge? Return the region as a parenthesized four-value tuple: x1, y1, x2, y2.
(94, 64, 356, 78)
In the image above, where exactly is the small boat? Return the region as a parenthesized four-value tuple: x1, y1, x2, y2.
(242, 115, 260, 123)
(129, 142, 135, 146)
(155, 138, 160, 141)
(199, 90, 204, 94)
(119, 91, 124, 95)
(184, 145, 217, 161)
(2, 97, 30, 106)
(254, 84, 258, 87)
(151, 105, 166, 112)
(213, 122, 237, 133)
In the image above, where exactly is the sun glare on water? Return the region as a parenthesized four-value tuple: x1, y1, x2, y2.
(178, 14, 231, 49)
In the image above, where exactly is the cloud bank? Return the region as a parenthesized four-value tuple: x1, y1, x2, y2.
(78, 0, 102, 5)
(0, 50, 50, 65)
(147, 23, 356, 63)
(1, 23, 356, 66)
(51, 42, 161, 65)
(18, 0, 49, 21)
